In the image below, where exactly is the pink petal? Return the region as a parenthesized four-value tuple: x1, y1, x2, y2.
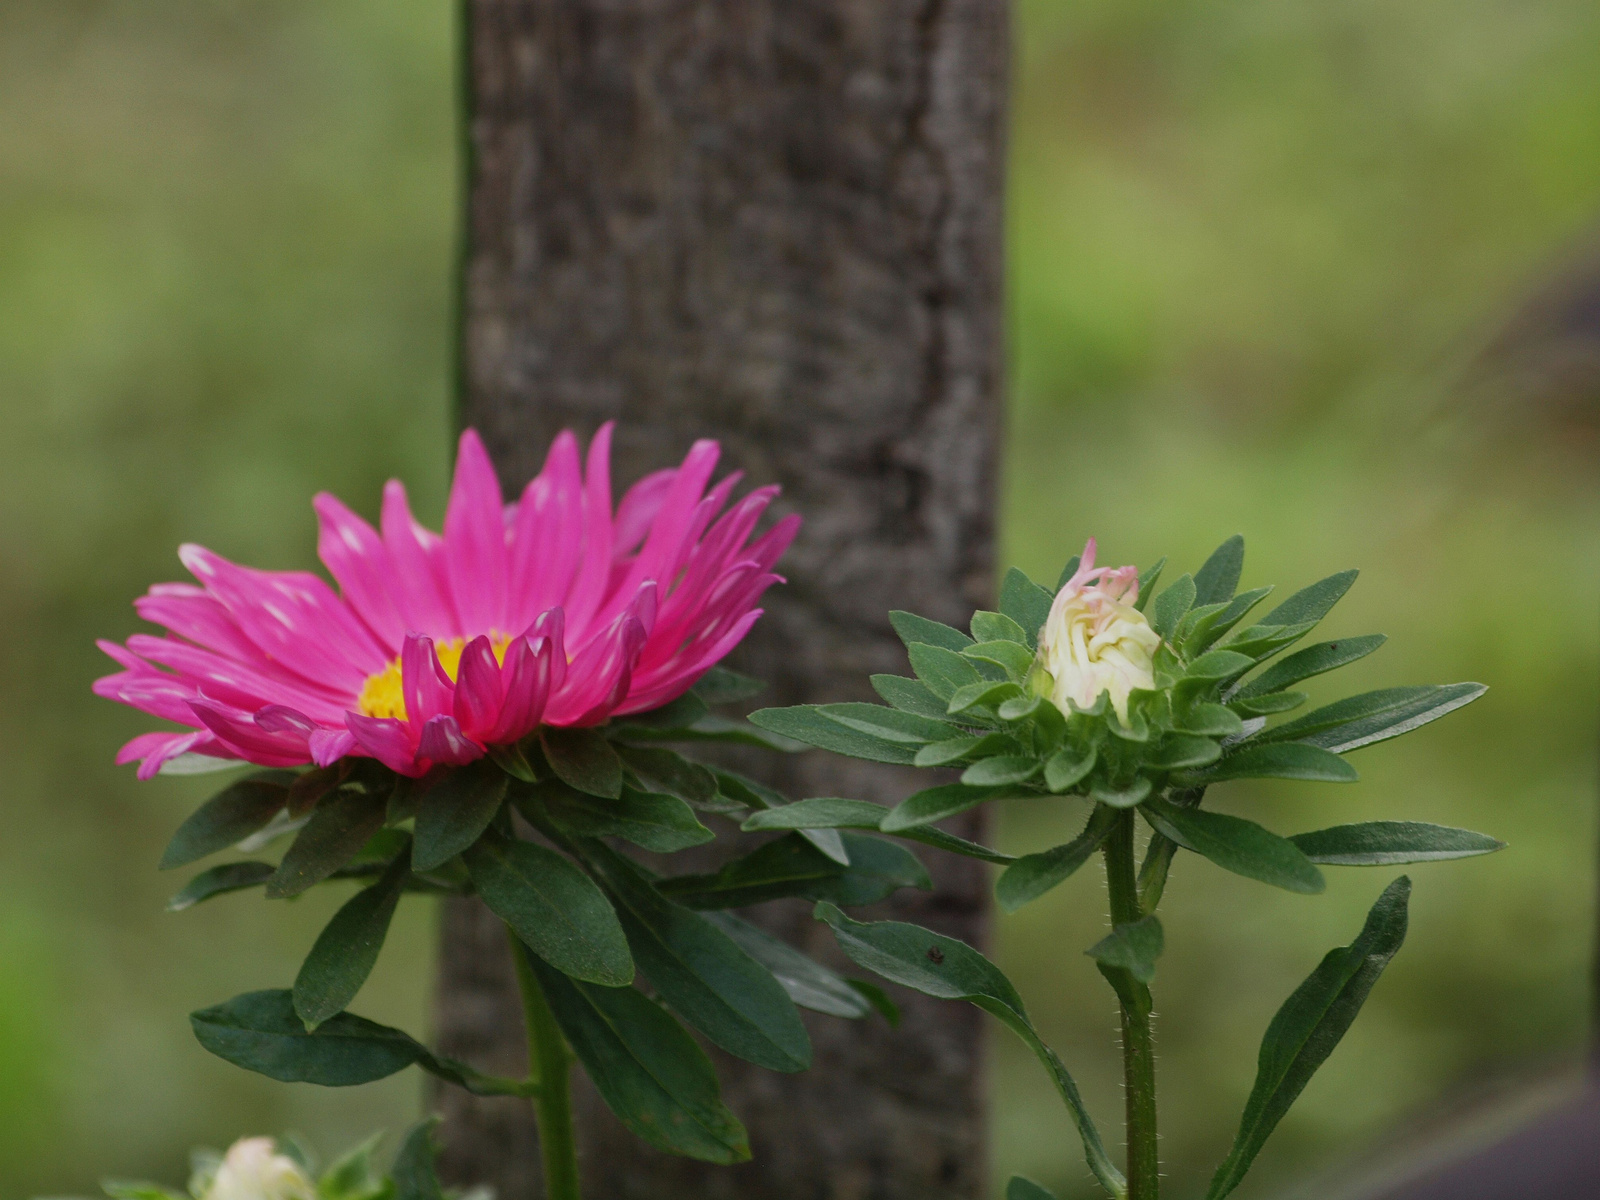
(189, 700, 310, 766)
(443, 429, 509, 637)
(402, 635, 455, 728)
(129, 731, 218, 780)
(485, 634, 554, 744)
(136, 584, 273, 668)
(507, 432, 584, 635)
(310, 728, 356, 767)
(315, 492, 407, 652)
(381, 480, 460, 636)
(612, 468, 678, 557)
(417, 714, 482, 766)
(562, 423, 617, 643)
(346, 712, 423, 776)
(546, 609, 647, 726)
(452, 635, 504, 741)
(179, 545, 383, 691)
(254, 705, 318, 736)
(124, 635, 347, 722)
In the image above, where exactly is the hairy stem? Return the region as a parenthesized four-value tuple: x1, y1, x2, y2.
(1103, 809, 1159, 1200)
(509, 926, 582, 1200)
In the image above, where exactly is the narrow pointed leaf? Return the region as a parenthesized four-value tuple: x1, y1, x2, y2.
(268, 789, 386, 899)
(1086, 916, 1164, 985)
(704, 911, 873, 1019)
(1232, 634, 1386, 699)
(1150, 575, 1197, 640)
(614, 744, 718, 806)
(1261, 684, 1486, 754)
(1194, 535, 1245, 605)
(576, 839, 812, 1072)
(1008, 1178, 1058, 1200)
(963, 640, 1036, 678)
(293, 849, 410, 1028)
(999, 569, 1055, 648)
(536, 780, 714, 853)
(712, 768, 848, 864)
(690, 666, 766, 706)
(1289, 821, 1505, 865)
(1145, 734, 1222, 771)
(390, 1118, 444, 1200)
(521, 952, 750, 1163)
(996, 807, 1117, 913)
(907, 642, 985, 699)
(1258, 569, 1358, 629)
(916, 735, 988, 766)
(1230, 691, 1307, 717)
(961, 756, 1041, 787)
(1186, 586, 1274, 653)
(871, 673, 952, 720)
(1133, 557, 1167, 612)
(659, 831, 930, 909)
(741, 797, 1016, 864)
(816, 904, 1126, 1199)
(463, 831, 633, 986)
(1055, 554, 1082, 591)
(1143, 798, 1325, 894)
(890, 610, 973, 652)
(541, 726, 623, 798)
(1190, 742, 1357, 784)
(747, 705, 918, 764)
(819, 702, 961, 745)
(1205, 878, 1410, 1200)
(882, 782, 1010, 832)
(972, 610, 1032, 647)
(412, 758, 508, 872)
(160, 775, 288, 870)
(167, 861, 275, 911)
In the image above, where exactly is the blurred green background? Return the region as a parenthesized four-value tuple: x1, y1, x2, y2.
(0, 0, 1594, 1197)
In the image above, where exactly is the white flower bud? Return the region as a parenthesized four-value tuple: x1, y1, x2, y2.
(1036, 538, 1159, 726)
(200, 1138, 316, 1200)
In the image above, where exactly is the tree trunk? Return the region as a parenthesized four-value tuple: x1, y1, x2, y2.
(434, 2, 1009, 1197)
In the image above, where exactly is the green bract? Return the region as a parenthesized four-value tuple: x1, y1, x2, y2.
(748, 536, 1500, 1200)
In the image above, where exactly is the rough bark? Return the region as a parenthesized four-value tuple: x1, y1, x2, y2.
(435, 2, 1008, 1197)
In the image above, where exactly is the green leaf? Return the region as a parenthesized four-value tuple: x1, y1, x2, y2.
(541, 726, 624, 799)
(1290, 821, 1505, 865)
(610, 712, 804, 752)
(1230, 691, 1308, 717)
(293, 849, 410, 1028)
(160, 775, 288, 870)
(1193, 535, 1245, 605)
(1145, 734, 1222, 771)
(575, 839, 811, 1072)
(412, 758, 508, 872)
(998, 693, 1044, 721)
(881, 782, 1007, 832)
(999, 569, 1055, 648)
(615, 692, 711, 732)
(1232, 635, 1386, 699)
(318, 1131, 387, 1200)
(1193, 742, 1357, 784)
(712, 769, 849, 864)
(1223, 621, 1319, 661)
(463, 831, 633, 986)
(961, 756, 1041, 787)
(1054, 554, 1082, 591)
(741, 797, 1016, 865)
(915, 735, 989, 767)
(815, 904, 1125, 1200)
(818, 702, 962, 745)
(996, 808, 1117, 913)
(704, 912, 873, 1019)
(1133, 558, 1167, 612)
(521, 953, 750, 1164)
(287, 765, 343, 816)
(101, 1183, 186, 1200)
(1007, 1178, 1059, 1200)
(614, 744, 718, 807)
(871, 673, 952, 720)
(1086, 916, 1164, 985)
(486, 741, 539, 783)
(1184, 587, 1273, 653)
(166, 861, 276, 911)
(746, 705, 918, 765)
(190, 989, 519, 1095)
(1261, 684, 1486, 754)
(268, 789, 387, 900)
(535, 780, 715, 853)
(847, 979, 902, 1026)
(390, 1118, 444, 1200)
(963, 640, 1036, 678)
(1173, 702, 1244, 738)
(659, 832, 930, 909)
(1089, 777, 1152, 809)
(691, 666, 766, 706)
(1205, 878, 1410, 1200)
(1257, 569, 1358, 630)
(1150, 574, 1197, 640)
(907, 642, 985, 700)
(890, 610, 973, 653)
(1044, 744, 1097, 793)
(972, 610, 1032, 647)
(1182, 649, 1257, 684)
(947, 679, 1023, 715)
(1143, 798, 1324, 894)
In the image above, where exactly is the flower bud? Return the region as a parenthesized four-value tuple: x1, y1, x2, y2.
(1035, 538, 1159, 726)
(200, 1138, 316, 1200)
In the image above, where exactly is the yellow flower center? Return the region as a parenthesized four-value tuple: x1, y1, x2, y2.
(357, 633, 512, 721)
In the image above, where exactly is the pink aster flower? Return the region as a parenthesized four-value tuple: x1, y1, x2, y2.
(95, 426, 799, 778)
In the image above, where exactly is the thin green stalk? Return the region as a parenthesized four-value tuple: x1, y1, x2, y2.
(1103, 809, 1159, 1200)
(509, 927, 582, 1200)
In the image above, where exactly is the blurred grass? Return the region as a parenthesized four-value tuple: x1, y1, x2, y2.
(0, 0, 1594, 1197)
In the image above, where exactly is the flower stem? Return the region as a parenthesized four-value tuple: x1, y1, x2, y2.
(509, 926, 582, 1200)
(1102, 808, 1159, 1200)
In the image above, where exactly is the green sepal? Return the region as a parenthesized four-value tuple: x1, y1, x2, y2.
(961, 755, 1041, 787)
(1205, 878, 1410, 1200)
(1044, 744, 1097, 793)
(1171, 702, 1244, 738)
(815, 904, 1126, 1200)
(1090, 777, 1152, 809)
